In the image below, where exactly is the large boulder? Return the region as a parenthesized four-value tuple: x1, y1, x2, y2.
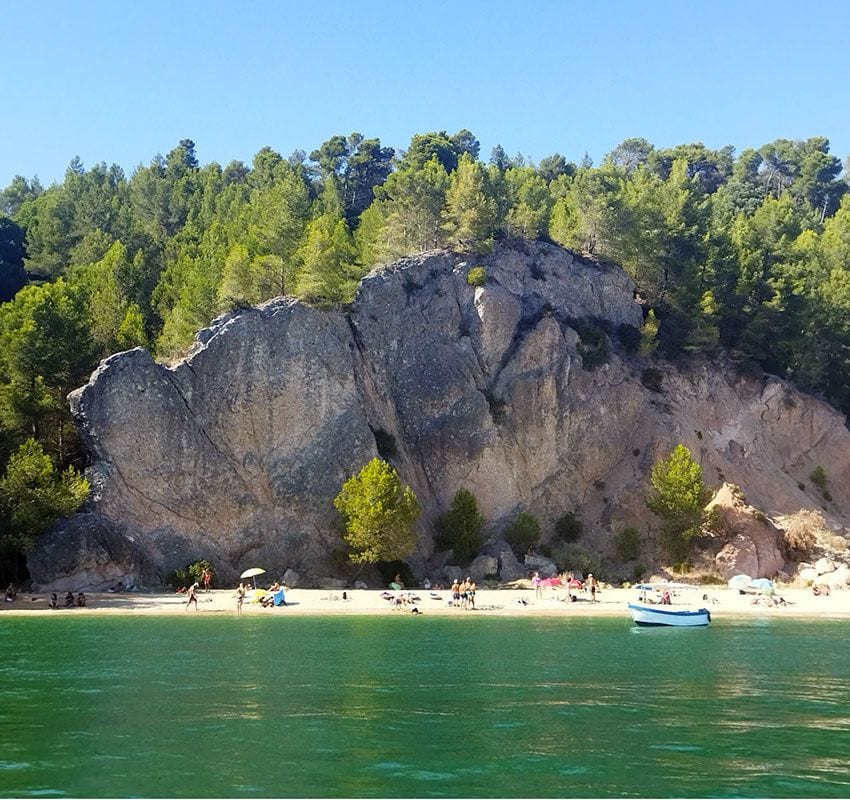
(468, 555, 499, 582)
(708, 485, 785, 579)
(27, 514, 158, 592)
(498, 548, 527, 582)
(524, 555, 559, 578)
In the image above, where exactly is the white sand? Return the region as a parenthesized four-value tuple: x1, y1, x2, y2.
(2, 585, 848, 619)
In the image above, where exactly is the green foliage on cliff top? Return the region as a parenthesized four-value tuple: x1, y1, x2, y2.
(2, 130, 850, 566)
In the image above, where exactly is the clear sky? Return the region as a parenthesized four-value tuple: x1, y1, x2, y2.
(3, 0, 849, 188)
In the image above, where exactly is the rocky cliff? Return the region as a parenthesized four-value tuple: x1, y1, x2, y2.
(29, 242, 850, 589)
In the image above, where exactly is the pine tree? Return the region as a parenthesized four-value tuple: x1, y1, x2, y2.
(442, 153, 497, 253)
(334, 458, 420, 564)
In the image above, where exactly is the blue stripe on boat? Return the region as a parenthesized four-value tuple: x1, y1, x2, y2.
(627, 604, 707, 616)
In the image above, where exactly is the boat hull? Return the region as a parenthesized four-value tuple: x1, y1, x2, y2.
(628, 602, 710, 627)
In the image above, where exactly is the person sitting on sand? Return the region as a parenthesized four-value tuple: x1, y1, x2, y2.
(4, 583, 16, 602)
(175, 586, 187, 594)
(49, 592, 58, 609)
(76, 592, 86, 607)
(64, 591, 75, 608)
(185, 582, 199, 610)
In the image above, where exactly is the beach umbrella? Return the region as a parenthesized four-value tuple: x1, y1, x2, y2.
(240, 567, 266, 589)
(540, 577, 562, 587)
(728, 574, 752, 590)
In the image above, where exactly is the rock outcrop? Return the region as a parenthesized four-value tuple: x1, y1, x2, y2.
(703, 484, 786, 579)
(28, 513, 157, 592)
(29, 242, 850, 589)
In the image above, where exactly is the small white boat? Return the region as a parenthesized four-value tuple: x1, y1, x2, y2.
(628, 602, 710, 627)
(628, 582, 711, 627)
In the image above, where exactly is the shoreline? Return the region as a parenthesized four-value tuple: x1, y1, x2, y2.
(2, 586, 848, 619)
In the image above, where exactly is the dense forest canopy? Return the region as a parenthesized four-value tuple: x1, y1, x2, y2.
(1, 130, 849, 574)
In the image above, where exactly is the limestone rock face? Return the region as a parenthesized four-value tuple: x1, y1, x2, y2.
(27, 513, 158, 592)
(469, 555, 499, 582)
(708, 484, 786, 579)
(33, 241, 850, 587)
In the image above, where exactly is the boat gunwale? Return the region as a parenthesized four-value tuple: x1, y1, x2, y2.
(627, 602, 710, 618)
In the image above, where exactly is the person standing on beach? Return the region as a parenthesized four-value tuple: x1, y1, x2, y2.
(451, 579, 460, 607)
(532, 571, 542, 600)
(588, 574, 597, 603)
(201, 566, 212, 593)
(186, 582, 199, 610)
(236, 582, 245, 616)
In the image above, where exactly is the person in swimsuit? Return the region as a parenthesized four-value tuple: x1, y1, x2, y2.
(532, 571, 542, 600)
(201, 566, 212, 593)
(186, 582, 199, 610)
(236, 582, 245, 616)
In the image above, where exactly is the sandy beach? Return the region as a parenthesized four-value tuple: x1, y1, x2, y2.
(2, 584, 849, 619)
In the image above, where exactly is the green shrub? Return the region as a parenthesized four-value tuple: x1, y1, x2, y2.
(466, 266, 487, 287)
(504, 511, 541, 555)
(166, 559, 210, 588)
(549, 542, 602, 577)
(574, 319, 610, 370)
(639, 309, 659, 355)
(617, 323, 642, 355)
(810, 466, 829, 497)
(615, 527, 641, 562)
(641, 367, 664, 393)
(434, 488, 485, 564)
(376, 560, 416, 588)
(166, 568, 190, 588)
(554, 512, 583, 543)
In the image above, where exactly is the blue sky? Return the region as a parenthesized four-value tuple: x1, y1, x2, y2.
(3, 0, 849, 188)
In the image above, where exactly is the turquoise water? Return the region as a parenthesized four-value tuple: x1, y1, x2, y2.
(1, 615, 850, 798)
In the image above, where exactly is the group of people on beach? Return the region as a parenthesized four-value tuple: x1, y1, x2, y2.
(48, 591, 86, 608)
(450, 577, 477, 609)
(531, 571, 598, 602)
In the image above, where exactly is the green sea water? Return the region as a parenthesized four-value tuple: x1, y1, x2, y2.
(1, 615, 849, 798)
